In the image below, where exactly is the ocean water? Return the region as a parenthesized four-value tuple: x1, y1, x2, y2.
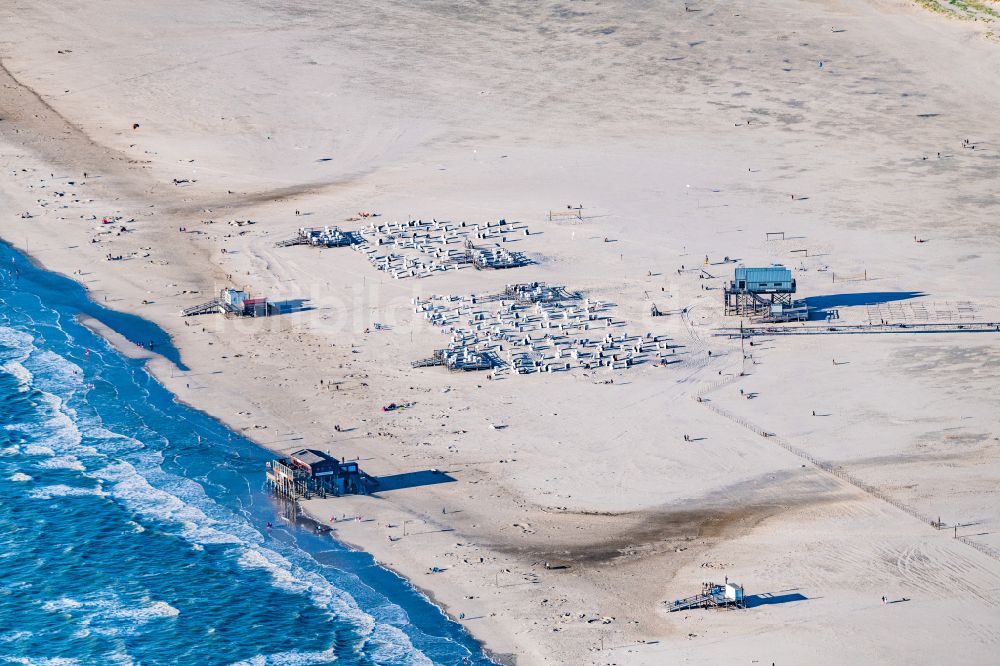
(0, 243, 492, 666)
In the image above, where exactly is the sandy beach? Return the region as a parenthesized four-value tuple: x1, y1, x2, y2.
(2, 0, 1000, 663)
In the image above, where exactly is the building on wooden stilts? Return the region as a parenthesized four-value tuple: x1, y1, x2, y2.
(266, 449, 375, 500)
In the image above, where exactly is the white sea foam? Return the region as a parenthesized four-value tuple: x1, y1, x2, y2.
(20, 444, 55, 457)
(0, 325, 34, 361)
(365, 624, 435, 666)
(236, 546, 429, 664)
(0, 326, 432, 665)
(26, 349, 84, 393)
(115, 446, 265, 546)
(0, 657, 81, 666)
(368, 599, 410, 626)
(237, 547, 377, 635)
(79, 425, 145, 457)
(22, 378, 252, 551)
(41, 593, 178, 639)
(231, 635, 434, 666)
(29, 484, 104, 500)
(112, 600, 180, 623)
(106, 650, 136, 666)
(1, 360, 32, 392)
(229, 649, 338, 666)
(5, 389, 83, 459)
(36, 456, 86, 471)
(8, 472, 31, 482)
(33, 392, 84, 449)
(238, 549, 310, 595)
(94, 459, 242, 545)
(42, 597, 83, 612)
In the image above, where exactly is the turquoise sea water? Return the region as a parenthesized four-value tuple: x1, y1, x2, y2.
(0, 242, 491, 666)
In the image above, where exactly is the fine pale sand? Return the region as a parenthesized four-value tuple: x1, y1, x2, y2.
(2, 1, 1000, 663)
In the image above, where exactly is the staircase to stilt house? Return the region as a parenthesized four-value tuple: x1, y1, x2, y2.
(182, 299, 222, 317)
(667, 591, 716, 612)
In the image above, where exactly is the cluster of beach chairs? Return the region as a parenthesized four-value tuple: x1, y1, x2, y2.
(412, 283, 674, 375)
(351, 218, 531, 280)
(275, 226, 359, 248)
(467, 244, 531, 270)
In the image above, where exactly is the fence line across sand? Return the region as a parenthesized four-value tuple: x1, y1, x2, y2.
(695, 381, 1000, 563)
(957, 536, 1000, 561)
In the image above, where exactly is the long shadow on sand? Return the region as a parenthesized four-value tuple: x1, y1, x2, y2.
(270, 298, 315, 314)
(373, 469, 456, 493)
(804, 291, 925, 320)
(745, 591, 809, 608)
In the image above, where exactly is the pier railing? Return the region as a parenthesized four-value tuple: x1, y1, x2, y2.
(265, 460, 331, 500)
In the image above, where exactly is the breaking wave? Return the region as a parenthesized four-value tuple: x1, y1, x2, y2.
(0, 242, 490, 666)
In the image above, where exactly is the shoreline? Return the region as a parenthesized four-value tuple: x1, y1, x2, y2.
(3, 238, 500, 664)
(2, 211, 558, 661)
(16, 241, 503, 661)
(278, 493, 512, 666)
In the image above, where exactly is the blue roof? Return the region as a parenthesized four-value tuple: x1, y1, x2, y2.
(734, 266, 792, 283)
